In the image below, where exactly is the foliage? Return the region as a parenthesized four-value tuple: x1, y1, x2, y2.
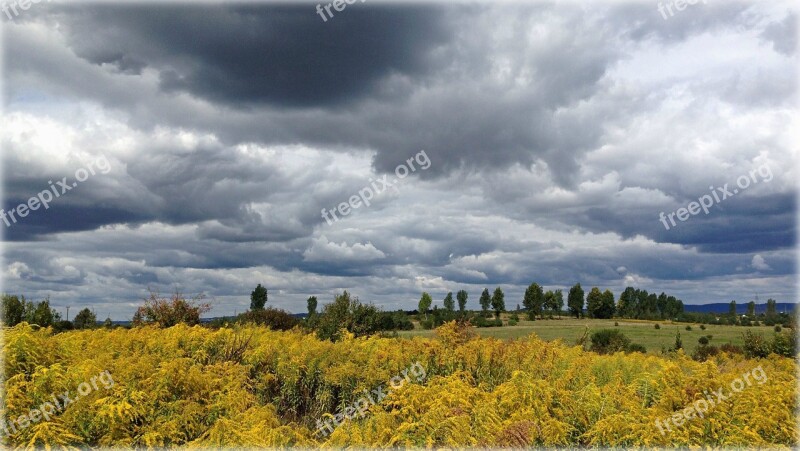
(314, 291, 401, 341)
(543, 290, 563, 318)
(237, 307, 299, 331)
(418, 292, 432, 319)
(523, 283, 544, 320)
(73, 308, 97, 329)
(250, 284, 268, 310)
(1, 317, 796, 449)
(743, 329, 798, 359)
(306, 296, 318, 317)
(567, 283, 584, 318)
(654, 323, 660, 329)
(698, 336, 709, 346)
(471, 316, 503, 328)
(586, 288, 615, 319)
(443, 292, 455, 312)
(132, 290, 211, 328)
(2, 294, 25, 326)
(589, 329, 631, 354)
(691, 344, 719, 362)
(456, 290, 468, 313)
(479, 288, 491, 316)
(490, 287, 505, 319)
(685, 325, 692, 331)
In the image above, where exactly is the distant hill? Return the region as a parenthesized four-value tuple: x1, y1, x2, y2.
(683, 302, 796, 315)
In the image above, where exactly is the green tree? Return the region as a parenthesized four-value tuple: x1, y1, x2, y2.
(103, 316, 113, 328)
(674, 329, 683, 351)
(315, 291, 383, 341)
(552, 289, 564, 317)
(490, 287, 505, 319)
(73, 308, 97, 329)
(2, 294, 25, 326)
(418, 292, 432, 319)
(456, 290, 468, 313)
(587, 287, 615, 319)
(479, 288, 491, 317)
(729, 300, 737, 316)
(567, 283, 584, 318)
(544, 290, 563, 318)
(601, 290, 617, 319)
(443, 292, 455, 312)
(523, 283, 544, 320)
(617, 287, 636, 318)
(307, 296, 318, 317)
(250, 284, 268, 310)
(31, 298, 59, 327)
(656, 292, 668, 319)
(766, 298, 777, 318)
(747, 301, 755, 317)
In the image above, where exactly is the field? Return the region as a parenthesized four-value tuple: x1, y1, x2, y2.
(399, 317, 778, 355)
(1, 321, 796, 448)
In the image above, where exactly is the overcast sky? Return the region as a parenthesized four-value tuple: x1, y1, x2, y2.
(1, 1, 797, 320)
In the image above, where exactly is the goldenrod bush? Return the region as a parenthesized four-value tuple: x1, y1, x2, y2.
(1, 321, 796, 448)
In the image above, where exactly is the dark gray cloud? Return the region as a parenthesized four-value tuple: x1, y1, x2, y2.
(58, 4, 450, 108)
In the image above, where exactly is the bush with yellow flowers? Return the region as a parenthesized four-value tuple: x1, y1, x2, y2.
(1, 321, 796, 448)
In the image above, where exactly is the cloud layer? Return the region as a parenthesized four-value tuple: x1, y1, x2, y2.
(2, 1, 797, 319)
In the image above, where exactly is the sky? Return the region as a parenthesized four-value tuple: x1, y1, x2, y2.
(1, 0, 797, 320)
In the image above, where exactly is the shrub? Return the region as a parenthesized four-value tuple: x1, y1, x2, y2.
(774, 325, 782, 333)
(237, 307, 299, 331)
(719, 343, 744, 355)
(685, 325, 692, 331)
(314, 291, 386, 341)
(133, 290, 211, 328)
(698, 336, 709, 346)
(626, 343, 647, 354)
(614, 321, 619, 327)
(692, 344, 720, 362)
(508, 319, 518, 326)
(590, 329, 631, 355)
(742, 330, 770, 358)
(771, 329, 797, 358)
(420, 319, 434, 330)
(654, 323, 660, 329)
(699, 324, 706, 330)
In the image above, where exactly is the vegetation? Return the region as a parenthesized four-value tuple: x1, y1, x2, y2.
(567, 283, 584, 318)
(456, 290, 468, 313)
(2, 294, 62, 328)
(250, 284, 268, 310)
(72, 308, 97, 329)
(479, 288, 491, 317)
(490, 287, 505, 319)
(443, 292, 455, 312)
(1, 321, 794, 448)
(132, 290, 211, 327)
(522, 283, 544, 320)
(237, 307, 299, 331)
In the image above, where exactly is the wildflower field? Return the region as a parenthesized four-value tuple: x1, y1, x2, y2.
(1, 321, 797, 448)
